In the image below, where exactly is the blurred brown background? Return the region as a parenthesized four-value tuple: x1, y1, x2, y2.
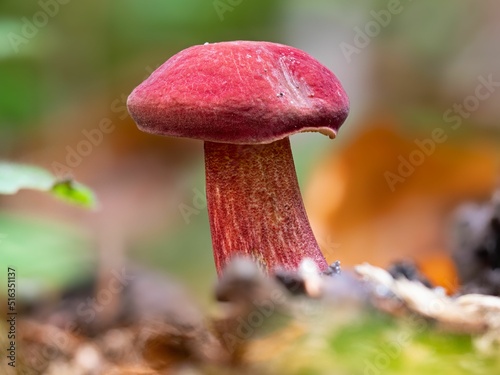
(1, 0, 500, 300)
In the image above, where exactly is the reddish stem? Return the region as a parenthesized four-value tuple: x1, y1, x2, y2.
(205, 137, 328, 275)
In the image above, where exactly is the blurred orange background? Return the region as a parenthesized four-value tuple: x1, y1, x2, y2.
(1, 0, 500, 299)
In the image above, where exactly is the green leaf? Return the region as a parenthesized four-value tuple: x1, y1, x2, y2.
(0, 212, 95, 295)
(51, 180, 97, 209)
(0, 162, 55, 193)
(0, 161, 97, 209)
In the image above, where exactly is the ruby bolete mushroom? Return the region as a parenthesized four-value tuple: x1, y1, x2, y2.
(127, 41, 349, 275)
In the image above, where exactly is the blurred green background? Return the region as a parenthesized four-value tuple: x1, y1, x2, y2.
(1, 0, 500, 303)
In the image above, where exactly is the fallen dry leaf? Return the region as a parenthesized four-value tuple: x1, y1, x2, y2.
(355, 262, 500, 353)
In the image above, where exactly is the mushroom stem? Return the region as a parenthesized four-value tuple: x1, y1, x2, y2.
(205, 137, 328, 275)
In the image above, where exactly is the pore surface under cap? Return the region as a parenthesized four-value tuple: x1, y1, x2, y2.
(127, 41, 349, 144)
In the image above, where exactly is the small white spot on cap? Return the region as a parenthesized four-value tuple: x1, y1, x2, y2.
(204, 42, 209, 45)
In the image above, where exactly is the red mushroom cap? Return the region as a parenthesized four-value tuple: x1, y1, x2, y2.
(127, 41, 349, 144)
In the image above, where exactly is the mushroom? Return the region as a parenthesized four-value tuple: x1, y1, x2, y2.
(127, 41, 349, 275)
